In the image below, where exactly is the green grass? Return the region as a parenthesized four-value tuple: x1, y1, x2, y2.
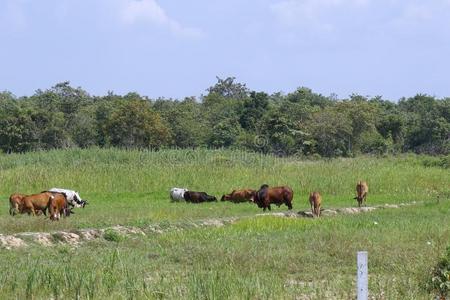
(0, 149, 449, 299)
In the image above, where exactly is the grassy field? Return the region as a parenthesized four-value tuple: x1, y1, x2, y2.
(0, 149, 449, 299)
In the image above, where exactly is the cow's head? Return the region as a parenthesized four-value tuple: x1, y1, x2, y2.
(71, 191, 87, 208)
(249, 191, 257, 202)
(206, 195, 217, 202)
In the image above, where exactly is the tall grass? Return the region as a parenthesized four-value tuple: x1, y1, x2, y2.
(0, 149, 448, 299)
(0, 201, 448, 299)
(0, 149, 449, 234)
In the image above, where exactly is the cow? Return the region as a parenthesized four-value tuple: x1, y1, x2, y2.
(21, 192, 55, 216)
(184, 191, 217, 203)
(48, 188, 88, 208)
(221, 189, 256, 203)
(309, 191, 322, 217)
(254, 184, 293, 211)
(170, 188, 188, 202)
(48, 192, 72, 221)
(9, 193, 25, 216)
(354, 181, 368, 207)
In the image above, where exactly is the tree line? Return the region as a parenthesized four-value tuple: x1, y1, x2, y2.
(1, 78, 449, 157)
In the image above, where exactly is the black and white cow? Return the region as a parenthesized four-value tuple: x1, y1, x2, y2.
(48, 188, 88, 208)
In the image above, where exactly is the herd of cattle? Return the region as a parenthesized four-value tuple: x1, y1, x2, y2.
(8, 188, 88, 221)
(170, 180, 369, 217)
(7, 181, 368, 221)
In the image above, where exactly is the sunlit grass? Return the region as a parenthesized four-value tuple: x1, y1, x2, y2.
(0, 149, 448, 298)
(0, 149, 448, 234)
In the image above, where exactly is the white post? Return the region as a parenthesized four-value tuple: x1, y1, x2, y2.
(357, 251, 368, 300)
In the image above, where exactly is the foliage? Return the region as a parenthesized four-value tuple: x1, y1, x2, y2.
(103, 229, 123, 242)
(427, 246, 450, 299)
(0, 79, 449, 156)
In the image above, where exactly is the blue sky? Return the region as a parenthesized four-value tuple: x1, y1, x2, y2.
(1, 0, 450, 101)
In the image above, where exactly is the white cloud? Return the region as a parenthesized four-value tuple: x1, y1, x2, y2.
(119, 0, 204, 39)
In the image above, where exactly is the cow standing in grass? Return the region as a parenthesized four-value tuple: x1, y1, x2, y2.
(254, 184, 293, 211)
(354, 181, 368, 207)
(184, 191, 217, 203)
(309, 191, 322, 217)
(170, 188, 188, 202)
(48, 188, 88, 208)
(221, 189, 256, 203)
(48, 193, 71, 221)
(21, 192, 55, 216)
(9, 193, 25, 216)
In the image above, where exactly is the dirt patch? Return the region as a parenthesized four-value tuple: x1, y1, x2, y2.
(0, 202, 420, 250)
(257, 201, 419, 219)
(0, 234, 27, 249)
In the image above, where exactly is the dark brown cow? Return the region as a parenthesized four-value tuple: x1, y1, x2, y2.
(184, 191, 217, 203)
(309, 191, 322, 217)
(21, 192, 54, 216)
(354, 181, 368, 207)
(254, 184, 293, 211)
(221, 189, 256, 203)
(9, 193, 25, 216)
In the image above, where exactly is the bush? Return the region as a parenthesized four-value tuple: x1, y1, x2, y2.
(103, 229, 123, 243)
(427, 246, 450, 299)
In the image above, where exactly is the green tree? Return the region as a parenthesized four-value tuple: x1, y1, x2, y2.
(105, 100, 171, 148)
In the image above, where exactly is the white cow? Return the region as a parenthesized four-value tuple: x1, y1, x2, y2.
(170, 188, 188, 202)
(49, 188, 88, 208)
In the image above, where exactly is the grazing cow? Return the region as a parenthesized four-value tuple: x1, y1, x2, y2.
(48, 192, 72, 221)
(354, 181, 368, 207)
(221, 189, 256, 203)
(9, 193, 25, 216)
(309, 191, 322, 217)
(170, 188, 188, 202)
(184, 191, 217, 203)
(21, 192, 55, 216)
(254, 184, 293, 211)
(48, 188, 88, 208)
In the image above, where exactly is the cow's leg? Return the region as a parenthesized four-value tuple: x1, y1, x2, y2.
(268, 204, 271, 211)
(287, 201, 293, 210)
(9, 205, 16, 216)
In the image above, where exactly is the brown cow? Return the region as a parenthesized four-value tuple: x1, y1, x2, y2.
(21, 192, 54, 216)
(48, 192, 71, 221)
(309, 191, 322, 217)
(254, 184, 293, 211)
(9, 193, 25, 216)
(221, 189, 256, 203)
(354, 181, 368, 207)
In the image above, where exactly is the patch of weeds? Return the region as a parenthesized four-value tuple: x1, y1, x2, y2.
(52, 232, 65, 243)
(104, 229, 123, 242)
(426, 245, 450, 299)
(158, 220, 171, 230)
